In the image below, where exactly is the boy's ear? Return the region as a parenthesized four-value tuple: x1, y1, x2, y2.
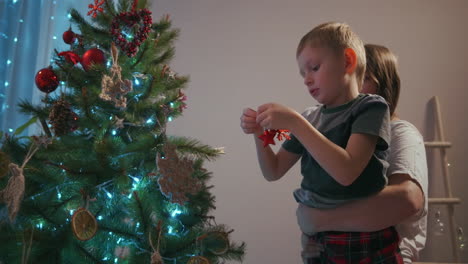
(344, 48, 357, 74)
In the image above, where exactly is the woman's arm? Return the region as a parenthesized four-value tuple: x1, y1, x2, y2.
(296, 173, 424, 234)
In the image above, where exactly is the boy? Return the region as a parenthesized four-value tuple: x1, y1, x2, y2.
(240, 22, 402, 263)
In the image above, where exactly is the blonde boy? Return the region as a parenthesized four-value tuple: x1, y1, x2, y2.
(241, 22, 403, 263)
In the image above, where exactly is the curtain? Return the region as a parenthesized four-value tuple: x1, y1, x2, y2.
(0, 0, 85, 134)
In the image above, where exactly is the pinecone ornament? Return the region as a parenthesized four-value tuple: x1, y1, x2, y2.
(48, 98, 79, 136)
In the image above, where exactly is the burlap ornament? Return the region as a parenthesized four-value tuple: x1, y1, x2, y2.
(0, 163, 25, 222)
(100, 43, 133, 108)
(156, 144, 202, 205)
(0, 136, 50, 222)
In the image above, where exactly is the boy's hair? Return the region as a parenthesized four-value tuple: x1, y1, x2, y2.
(297, 22, 366, 85)
(364, 44, 401, 116)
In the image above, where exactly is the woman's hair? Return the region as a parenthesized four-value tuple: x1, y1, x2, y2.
(364, 44, 401, 116)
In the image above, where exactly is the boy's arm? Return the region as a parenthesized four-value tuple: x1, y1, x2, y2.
(253, 132, 301, 181)
(291, 115, 377, 186)
(296, 173, 424, 234)
(241, 107, 300, 181)
(256, 102, 384, 186)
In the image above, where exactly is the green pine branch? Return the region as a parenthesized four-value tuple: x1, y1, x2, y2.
(169, 136, 223, 161)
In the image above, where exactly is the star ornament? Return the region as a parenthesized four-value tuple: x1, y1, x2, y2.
(88, 0, 105, 18)
(258, 129, 291, 147)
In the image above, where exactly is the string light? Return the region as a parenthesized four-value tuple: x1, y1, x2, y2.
(105, 190, 113, 199)
(122, 31, 133, 41)
(13, 37, 18, 42)
(146, 118, 154, 124)
(171, 208, 182, 218)
(18, 19, 23, 23)
(36, 221, 44, 229)
(67, 13, 72, 20)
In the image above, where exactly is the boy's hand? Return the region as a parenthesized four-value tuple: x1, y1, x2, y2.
(240, 108, 263, 135)
(256, 103, 300, 131)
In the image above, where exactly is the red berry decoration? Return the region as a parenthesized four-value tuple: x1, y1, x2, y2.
(63, 27, 76, 44)
(81, 48, 105, 71)
(110, 9, 152, 57)
(35, 67, 59, 93)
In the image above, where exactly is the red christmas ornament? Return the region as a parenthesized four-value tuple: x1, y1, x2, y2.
(58, 51, 81, 65)
(258, 129, 291, 147)
(81, 48, 105, 71)
(63, 28, 76, 44)
(35, 67, 59, 93)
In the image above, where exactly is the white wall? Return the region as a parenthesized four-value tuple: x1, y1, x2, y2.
(152, 0, 468, 263)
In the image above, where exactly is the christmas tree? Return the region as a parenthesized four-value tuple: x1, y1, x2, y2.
(0, 0, 245, 263)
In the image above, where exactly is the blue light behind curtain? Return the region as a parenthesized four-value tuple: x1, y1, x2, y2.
(0, 0, 85, 134)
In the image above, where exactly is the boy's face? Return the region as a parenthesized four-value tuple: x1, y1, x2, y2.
(297, 45, 348, 107)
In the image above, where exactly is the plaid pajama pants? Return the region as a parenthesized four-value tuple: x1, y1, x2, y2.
(307, 226, 403, 264)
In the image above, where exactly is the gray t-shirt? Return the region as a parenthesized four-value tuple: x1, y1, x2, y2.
(282, 94, 391, 208)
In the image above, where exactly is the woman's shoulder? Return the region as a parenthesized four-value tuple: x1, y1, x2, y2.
(391, 120, 424, 142)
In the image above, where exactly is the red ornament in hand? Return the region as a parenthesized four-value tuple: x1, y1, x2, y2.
(258, 129, 291, 147)
(63, 28, 76, 44)
(81, 48, 105, 71)
(35, 67, 59, 93)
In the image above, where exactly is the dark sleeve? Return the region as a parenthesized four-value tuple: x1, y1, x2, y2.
(351, 95, 391, 151)
(281, 133, 304, 154)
